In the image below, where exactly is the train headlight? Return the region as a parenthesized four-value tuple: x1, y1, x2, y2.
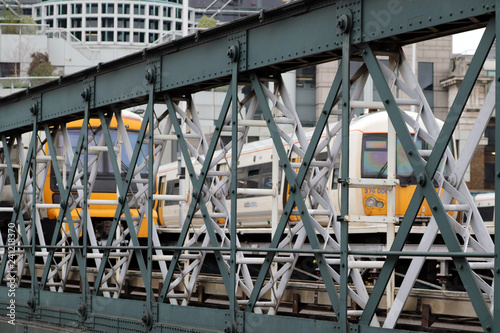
(365, 196, 384, 209)
(365, 196, 377, 207)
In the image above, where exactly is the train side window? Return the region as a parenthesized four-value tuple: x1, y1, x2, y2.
(261, 162, 272, 189)
(478, 206, 494, 222)
(165, 179, 179, 206)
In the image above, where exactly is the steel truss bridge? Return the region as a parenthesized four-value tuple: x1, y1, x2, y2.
(0, 0, 499, 332)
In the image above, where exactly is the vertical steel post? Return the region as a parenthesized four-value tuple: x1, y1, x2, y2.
(80, 87, 91, 321)
(339, 11, 351, 331)
(229, 43, 239, 327)
(146, 68, 156, 305)
(30, 104, 37, 307)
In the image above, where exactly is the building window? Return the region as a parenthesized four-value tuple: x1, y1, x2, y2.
(57, 19, 67, 28)
(164, 7, 171, 17)
(133, 32, 145, 43)
(175, 22, 182, 31)
(134, 19, 145, 29)
(176, 8, 182, 19)
(163, 21, 171, 30)
(46, 5, 54, 16)
(101, 31, 114, 42)
(149, 20, 159, 30)
(58, 4, 67, 15)
(87, 3, 98, 14)
(86, 31, 98, 42)
(0, 63, 20, 77)
(73, 31, 82, 40)
(134, 4, 145, 15)
(46, 19, 54, 28)
(118, 4, 130, 14)
(102, 18, 114, 28)
(149, 5, 159, 16)
(117, 31, 130, 42)
(36, 7, 41, 17)
(149, 33, 159, 43)
(72, 4, 82, 14)
(102, 3, 114, 14)
(418, 62, 434, 110)
(86, 18, 98, 28)
(72, 18, 82, 28)
(117, 18, 130, 28)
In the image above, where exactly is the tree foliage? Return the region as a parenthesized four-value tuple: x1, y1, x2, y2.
(196, 15, 217, 29)
(27, 52, 56, 77)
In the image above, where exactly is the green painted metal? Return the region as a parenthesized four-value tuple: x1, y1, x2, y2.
(230, 47, 239, 324)
(161, 93, 233, 298)
(157, 89, 232, 302)
(248, 72, 343, 316)
(361, 45, 493, 330)
(340, 10, 352, 333)
(0, 0, 497, 332)
(358, 20, 496, 327)
(92, 110, 150, 294)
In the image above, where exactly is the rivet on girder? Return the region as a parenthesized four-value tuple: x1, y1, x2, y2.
(227, 44, 239, 62)
(81, 88, 91, 102)
(417, 174, 426, 187)
(337, 13, 351, 33)
(78, 303, 88, 320)
(141, 310, 153, 330)
(30, 103, 38, 116)
(145, 68, 156, 84)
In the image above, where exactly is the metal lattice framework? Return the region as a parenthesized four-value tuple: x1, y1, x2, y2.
(0, 0, 499, 332)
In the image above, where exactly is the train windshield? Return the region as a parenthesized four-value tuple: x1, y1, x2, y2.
(361, 134, 424, 183)
(63, 128, 147, 175)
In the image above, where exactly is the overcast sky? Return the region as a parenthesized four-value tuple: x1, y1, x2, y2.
(453, 29, 485, 55)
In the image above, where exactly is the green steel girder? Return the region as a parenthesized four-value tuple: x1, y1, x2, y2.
(0, 286, 419, 333)
(159, 92, 233, 301)
(40, 122, 88, 291)
(92, 110, 150, 295)
(360, 44, 494, 330)
(0, 0, 495, 134)
(358, 18, 496, 328)
(0, 0, 498, 332)
(246, 71, 343, 317)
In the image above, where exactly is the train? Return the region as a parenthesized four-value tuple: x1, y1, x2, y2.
(156, 111, 453, 228)
(0, 110, 157, 243)
(0, 110, 454, 238)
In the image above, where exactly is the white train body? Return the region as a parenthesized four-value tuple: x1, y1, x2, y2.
(157, 111, 449, 229)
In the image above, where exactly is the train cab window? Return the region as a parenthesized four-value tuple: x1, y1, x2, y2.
(61, 129, 105, 173)
(109, 130, 148, 175)
(362, 134, 424, 184)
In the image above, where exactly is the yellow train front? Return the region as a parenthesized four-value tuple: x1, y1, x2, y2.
(347, 111, 448, 222)
(43, 111, 157, 241)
